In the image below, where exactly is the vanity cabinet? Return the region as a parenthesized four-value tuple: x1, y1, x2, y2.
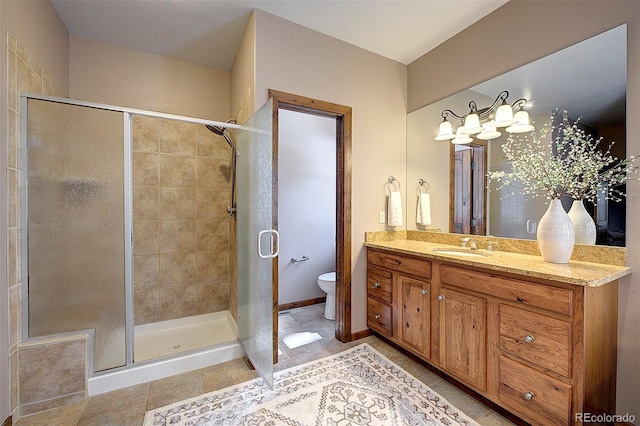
(438, 286, 486, 391)
(398, 275, 430, 357)
(366, 247, 621, 426)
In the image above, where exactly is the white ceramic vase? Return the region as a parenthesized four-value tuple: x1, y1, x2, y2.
(537, 199, 575, 263)
(567, 199, 597, 245)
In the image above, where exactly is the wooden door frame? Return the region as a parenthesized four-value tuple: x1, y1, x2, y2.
(449, 141, 487, 235)
(268, 90, 353, 363)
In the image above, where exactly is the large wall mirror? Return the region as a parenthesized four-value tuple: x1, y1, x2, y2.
(407, 24, 627, 246)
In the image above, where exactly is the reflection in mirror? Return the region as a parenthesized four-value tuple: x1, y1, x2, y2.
(407, 24, 627, 246)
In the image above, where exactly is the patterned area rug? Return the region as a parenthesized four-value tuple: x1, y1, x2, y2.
(144, 343, 480, 425)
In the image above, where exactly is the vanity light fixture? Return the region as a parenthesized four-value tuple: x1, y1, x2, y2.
(435, 90, 532, 143)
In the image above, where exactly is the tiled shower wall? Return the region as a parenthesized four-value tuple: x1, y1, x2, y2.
(132, 115, 233, 325)
(6, 32, 70, 414)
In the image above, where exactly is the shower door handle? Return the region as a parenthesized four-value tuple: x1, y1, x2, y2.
(257, 230, 280, 259)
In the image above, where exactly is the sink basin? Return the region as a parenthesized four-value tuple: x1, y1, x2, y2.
(431, 248, 491, 257)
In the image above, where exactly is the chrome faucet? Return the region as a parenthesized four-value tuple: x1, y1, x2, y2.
(461, 237, 479, 250)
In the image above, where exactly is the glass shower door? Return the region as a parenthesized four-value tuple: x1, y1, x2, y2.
(236, 99, 275, 388)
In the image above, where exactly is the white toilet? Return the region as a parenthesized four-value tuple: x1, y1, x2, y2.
(317, 272, 336, 320)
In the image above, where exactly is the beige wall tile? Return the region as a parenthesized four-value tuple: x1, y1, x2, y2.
(134, 289, 159, 325)
(133, 255, 159, 290)
(159, 253, 196, 287)
(158, 221, 196, 254)
(19, 337, 87, 405)
(196, 251, 229, 284)
(8, 169, 19, 228)
(197, 281, 229, 314)
(132, 152, 159, 186)
(158, 187, 196, 220)
(17, 43, 43, 77)
(8, 48, 17, 111)
(196, 221, 229, 252)
(9, 286, 20, 349)
(197, 126, 231, 159)
(11, 350, 18, 411)
(17, 57, 42, 93)
(159, 154, 196, 188)
(8, 229, 17, 288)
(133, 221, 159, 255)
(159, 285, 197, 320)
(196, 157, 230, 188)
(133, 186, 158, 220)
(8, 109, 18, 169)
(196, 188, 230, 220)
(160, 120, 196, 155)
(133, 115, 160, 152)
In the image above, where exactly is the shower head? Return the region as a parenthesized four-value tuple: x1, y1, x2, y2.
(205, 124, 226, 136)
(205, 124, 234, 150)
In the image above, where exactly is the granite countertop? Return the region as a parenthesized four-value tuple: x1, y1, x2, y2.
(364, 239, 631, 287)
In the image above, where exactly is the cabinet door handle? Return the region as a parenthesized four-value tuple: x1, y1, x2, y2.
(374, 282, 381, 288)
(524, 334, 535, 344)
(438, 294, 445, 301)
(374, 314, 381, 319)
(421, 289, 428, 295)
(523, 391, 535, 401)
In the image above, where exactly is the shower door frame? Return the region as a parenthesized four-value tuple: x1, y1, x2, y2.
(20, 93, 243, 372)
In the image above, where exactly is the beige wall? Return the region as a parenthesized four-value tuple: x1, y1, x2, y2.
(0, 1, 70, 420)
(230, 11, 256, 122)
(407, 0, 640, 416)
(69, 35, 231, 121)
(253, 10, 408, 334)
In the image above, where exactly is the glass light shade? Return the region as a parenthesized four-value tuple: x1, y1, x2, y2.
(494, 103, 516, 127)
(506, 109, 535, 133)
(462, 113, 482, 134)
(476, 123, 502, 140)
(452, 127, 473, 144)
(435, 120, 455, 140)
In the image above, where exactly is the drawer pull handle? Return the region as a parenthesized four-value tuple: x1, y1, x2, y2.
(374, 282, 381, 288)
(374, 314, 381, 319)
(524, 335, 535, 344)
(438, 294, 445, 301)
(421, 289, 428, 295)
(523, 391, 535, 401)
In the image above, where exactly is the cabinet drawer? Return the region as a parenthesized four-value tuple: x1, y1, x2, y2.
(499, 356, 571, 425)
(500, 305, 571, 376)
(440, 265, 573, 316)
(367, 298, 392, 336)
(367, 268, 392, 303)
(368, 250, 432, 279)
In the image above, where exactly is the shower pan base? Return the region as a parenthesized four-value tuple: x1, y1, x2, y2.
(88, 311, 242, 396)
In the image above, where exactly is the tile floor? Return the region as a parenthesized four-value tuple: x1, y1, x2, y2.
(15, 304, 516, 426)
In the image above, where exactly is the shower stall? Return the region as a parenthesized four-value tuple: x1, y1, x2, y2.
(20, 94, 276, 394)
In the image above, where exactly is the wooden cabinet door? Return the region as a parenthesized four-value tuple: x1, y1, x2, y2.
(438, 286, 487, 391)
(399, 275, 430, 358)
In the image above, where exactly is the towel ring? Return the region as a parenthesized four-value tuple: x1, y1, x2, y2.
(418, 179, 430, 194)
(386, 176, 401, 194)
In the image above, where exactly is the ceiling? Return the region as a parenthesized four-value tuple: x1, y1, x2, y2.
(50, 0, 509, 72)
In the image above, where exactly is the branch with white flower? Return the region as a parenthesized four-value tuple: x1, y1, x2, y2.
(487, 110, 639, 202)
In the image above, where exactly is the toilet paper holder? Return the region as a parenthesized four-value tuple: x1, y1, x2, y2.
(291, 255, 310, 263)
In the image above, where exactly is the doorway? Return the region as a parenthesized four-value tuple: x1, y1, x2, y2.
(449, 141, 486, 235)
(269, 90, 352, 363)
